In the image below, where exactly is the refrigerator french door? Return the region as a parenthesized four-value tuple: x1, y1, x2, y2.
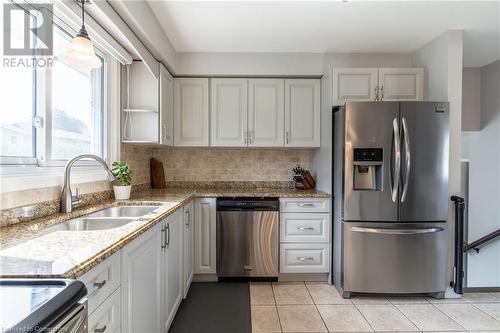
(334, 101, 449, 297)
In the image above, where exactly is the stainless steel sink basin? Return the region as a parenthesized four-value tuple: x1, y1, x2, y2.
(40, 205, 159, 234)
(86, 205, 158, 218)
(43, 217, 136, 232)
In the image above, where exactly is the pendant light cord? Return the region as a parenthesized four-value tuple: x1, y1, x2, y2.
(81, 0, 85, 31)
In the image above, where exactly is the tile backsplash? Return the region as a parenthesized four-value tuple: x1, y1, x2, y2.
(152, 147, 314, 183)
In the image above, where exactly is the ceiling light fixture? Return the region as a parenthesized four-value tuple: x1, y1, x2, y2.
(62, 0, 101, 69)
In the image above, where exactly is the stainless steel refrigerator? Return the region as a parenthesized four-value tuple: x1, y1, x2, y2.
(333, 101, 449, 298)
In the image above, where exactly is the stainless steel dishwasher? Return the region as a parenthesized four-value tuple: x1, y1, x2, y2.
(217, 197, 279, 279)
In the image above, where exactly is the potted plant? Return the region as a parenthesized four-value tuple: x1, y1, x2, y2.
(112, 161, 133, 200)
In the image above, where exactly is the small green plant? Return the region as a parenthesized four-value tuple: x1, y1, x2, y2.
(112, 161, 133, 186)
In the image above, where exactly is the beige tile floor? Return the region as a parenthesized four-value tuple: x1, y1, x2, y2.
(250, 282, 500, 333)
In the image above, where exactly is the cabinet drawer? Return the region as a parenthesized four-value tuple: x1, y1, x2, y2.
(280, 198, 330, 213)
(280, 244, 330, 273)
(280, 213, 330, 243)
(79, 252, 121, 315)
(88, 288, 121, 333)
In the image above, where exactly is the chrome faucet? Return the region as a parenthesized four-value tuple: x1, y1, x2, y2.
(61, 154, 116, 213)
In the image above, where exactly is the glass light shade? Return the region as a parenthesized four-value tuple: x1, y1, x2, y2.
(62, 35, 101, 70)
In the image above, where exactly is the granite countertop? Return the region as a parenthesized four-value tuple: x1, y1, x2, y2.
(0, 188, 329, 279)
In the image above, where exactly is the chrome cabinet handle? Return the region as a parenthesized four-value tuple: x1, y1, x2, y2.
(92, 280, 106, 289)
(297, 256, 314, 261)
(94, 325, 107, 333)
(166, 224, 170, 248)
(390, 118, 401, 203)
(297, 226, 315, 231)
(161, 225, 166, 249)
(298, 203, 315, 207)
(162, 125, 166, 141)
(375, 86, 379, 101)
(185, 210, 190, 226)
(351, 226, 443, 235)
(380, 86, 384, 100)
(244, 131, 248, 145)
(285, 131, 290, 145)
(401, 117, 411, 202)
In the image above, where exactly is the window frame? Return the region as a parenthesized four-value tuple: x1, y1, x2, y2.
(0, 4, 111, 168)
(0, 1, 122, 193)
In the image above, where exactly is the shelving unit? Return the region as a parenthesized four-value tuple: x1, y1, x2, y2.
(121, 61, 174, 145)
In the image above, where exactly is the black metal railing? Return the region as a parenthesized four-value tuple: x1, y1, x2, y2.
(451, 195, 500, 294)
(451, 195, 465, 294)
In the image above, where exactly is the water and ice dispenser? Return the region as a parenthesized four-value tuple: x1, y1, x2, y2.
(352, 148, 383, 191)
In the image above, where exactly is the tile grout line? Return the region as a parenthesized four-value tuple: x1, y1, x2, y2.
(270, 282, 284, 333)
(470, 302, 500, 323)
(304, 282, 330, 332)
(427, 299, 468, 332)
(388, 301, 425, 333)
(351, 302, 377, 332)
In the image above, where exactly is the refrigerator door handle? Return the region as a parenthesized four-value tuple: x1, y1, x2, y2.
(351, 226, 444, 235)
(390, 118, 401, 202)
(401, 117, 411, 202)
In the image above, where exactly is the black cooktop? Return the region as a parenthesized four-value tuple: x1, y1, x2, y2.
(0, 279, 87, 332)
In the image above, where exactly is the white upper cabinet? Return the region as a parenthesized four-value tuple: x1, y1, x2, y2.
(332, 67, 424, 105)
(285, 79, 321, 148)
(159, 64, 174, 145)
(378, 67, 424, 101)
(210, 79, 248, 146)
(248, 79, 285, 147)
(174, 78, 210, 146)
(122, 61, 175, 145)
(332, 68, 378, 105)
(122, 61, 160, 143)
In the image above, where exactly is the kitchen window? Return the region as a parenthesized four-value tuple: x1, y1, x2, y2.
(0, 4, 106, 166)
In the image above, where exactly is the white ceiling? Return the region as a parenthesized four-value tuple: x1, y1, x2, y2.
(147, 1, 500, 67)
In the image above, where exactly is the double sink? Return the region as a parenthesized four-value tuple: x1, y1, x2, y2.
(44, 205, 158, 233)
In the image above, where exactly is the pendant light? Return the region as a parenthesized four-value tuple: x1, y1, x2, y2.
(62, 0, 101, 69)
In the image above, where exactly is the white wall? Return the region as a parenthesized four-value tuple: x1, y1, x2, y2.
(461, 60, 500, 287)
(176, 52, 412, 77)
(411, 30, 464, 283)
(462, 68, 482, 131)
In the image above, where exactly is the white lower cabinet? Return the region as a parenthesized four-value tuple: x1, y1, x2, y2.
(280, 243, 330, 273)
(162, 210, 184, 332)
(194, 198, 217, 274)
(279, 198, 331, 275)
(88, 288, 121, 333)
(183, 201, 195, 297)
(79, 252, 121, 315)
(121, 224, 163, 333)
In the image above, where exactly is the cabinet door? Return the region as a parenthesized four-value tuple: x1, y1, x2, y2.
(210, 79, 248, 147)
(183, 201, 194, 298)
(194, 198, 217, 274)
(248, 79, 285, 147)
(332, 68, 378, 105)
(285, 79, 321, 147)
(121, 224, 162, 333)
(174, 78, 209, 146)
(378, 68, 424, 101)
(163, 211, 183, 332)
(159, 64, 174, 145)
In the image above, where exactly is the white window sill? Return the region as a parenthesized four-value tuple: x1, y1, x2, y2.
(0, 165, 112, 193)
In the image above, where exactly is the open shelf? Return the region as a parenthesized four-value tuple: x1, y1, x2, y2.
(123, 108, 158, 114)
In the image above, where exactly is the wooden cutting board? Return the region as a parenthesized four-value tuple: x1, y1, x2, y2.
(150, 158, 166, 188)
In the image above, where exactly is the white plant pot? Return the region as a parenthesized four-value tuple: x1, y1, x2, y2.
(113, 185, 132, 200)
